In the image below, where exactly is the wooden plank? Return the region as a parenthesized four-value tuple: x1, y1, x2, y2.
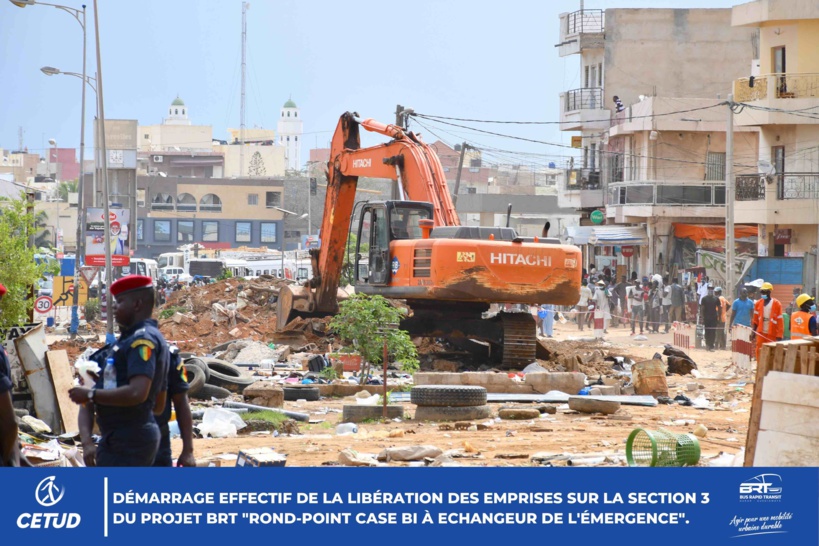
(799, 346, 809, 375)
(46, 350, 79, 434)
(754, 430, 819, 466)
(13, 324, 60, 434)
(783, 345, 799, 374)
(760, 401, 819, 438)
(810, 347, 817, 377)
(772, 344, 786, 372)
(745, 343, 773, 466)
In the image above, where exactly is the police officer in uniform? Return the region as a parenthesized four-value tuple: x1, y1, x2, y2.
(791, 293, 818, 339)
(69, 275, 169, 466)
(0, 283, 27, 466)
(153, 345, 196, 467)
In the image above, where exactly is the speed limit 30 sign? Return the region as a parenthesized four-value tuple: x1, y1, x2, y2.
(34, 296, 53, 314)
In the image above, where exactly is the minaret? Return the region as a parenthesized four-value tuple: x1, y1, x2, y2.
(277, 97, 303, 171)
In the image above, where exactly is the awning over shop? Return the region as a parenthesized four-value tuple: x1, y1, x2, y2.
(673, 223, 757, 244)
(562, 225, 648, 246)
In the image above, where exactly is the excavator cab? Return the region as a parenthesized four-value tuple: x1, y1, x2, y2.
(355, 201, 433, 286)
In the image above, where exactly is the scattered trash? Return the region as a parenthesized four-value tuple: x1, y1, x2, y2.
(338, 449, 379, 467)
(377, 445, 443, 462)
(693, 424, 708, 438)
(632, 360, 669, 397)
(336, 423, 359, 435)
(568, 396, 621, 415)
(197, 408, 246, 438)
(626, 428, 701, 467)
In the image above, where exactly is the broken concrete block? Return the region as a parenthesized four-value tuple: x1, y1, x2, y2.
(568, 396, 621, 415)
(498, 408, 541, 420)
(229, 327, 241, 338)
(536, 405, 557, 414)
(525, 372, 587, 395)
(243, 382, 284, 408)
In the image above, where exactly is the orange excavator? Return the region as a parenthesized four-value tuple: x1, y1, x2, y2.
(278, 111, 581, 366)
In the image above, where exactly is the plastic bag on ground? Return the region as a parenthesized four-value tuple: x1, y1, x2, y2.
(355, 393, 380, 405)
(197, 407, 246, 438)
(377, 445, 443, 462)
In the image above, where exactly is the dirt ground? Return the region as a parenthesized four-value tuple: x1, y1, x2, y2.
(173, 320, 753, 468)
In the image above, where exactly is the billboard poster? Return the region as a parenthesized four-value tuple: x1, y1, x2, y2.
(86, 207, 130, 267)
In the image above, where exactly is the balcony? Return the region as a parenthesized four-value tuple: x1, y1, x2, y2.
(736, 173, 819, 225)
(560, 87, 608, 131)
(733, 73, 819, 125)
(560, 169, 603, 209)
(606, 181, 725, 221)
(735, 174, 766, 201)
(556, 9, 604, 57)
(735, 173, 819, 201)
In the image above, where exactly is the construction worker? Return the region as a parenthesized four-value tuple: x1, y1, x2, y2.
(751, 282, 784, 360)
(790, 294, 818, 339)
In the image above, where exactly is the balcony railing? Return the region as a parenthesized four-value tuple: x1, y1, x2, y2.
(608, 183, 725, 207)
(566, 9, 604, 34)
(736, 174, 766, 201)
(566, 169, 601, 190)
(778, 173, 819, 200)
(734, 73, 819, 102)
(565, 87, 604, 112)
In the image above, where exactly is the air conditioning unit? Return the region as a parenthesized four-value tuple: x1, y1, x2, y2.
(153, 155, 164, 163)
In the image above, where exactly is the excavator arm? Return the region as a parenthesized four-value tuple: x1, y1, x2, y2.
(309, 112, 459, 314)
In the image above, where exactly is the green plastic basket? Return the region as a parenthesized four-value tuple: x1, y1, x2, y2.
(626, 428, 701, 467)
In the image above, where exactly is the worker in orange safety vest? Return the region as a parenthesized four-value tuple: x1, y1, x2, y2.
(790, 293, 818, 339)
(751, 282, 783, 360)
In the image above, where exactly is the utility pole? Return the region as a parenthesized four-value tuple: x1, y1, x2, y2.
(725, 94, 735, 298)
(239, 2, 248, 177)
(70, 4, 87, 336)
(453, 142, 472, 207)
(93, 0, 114, 342)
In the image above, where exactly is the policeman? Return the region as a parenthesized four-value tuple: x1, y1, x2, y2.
(791, 293, 817, 339)
(153, 346, 195, 467)
(69, 275, 170, 466)
(0, 283, 26, 466)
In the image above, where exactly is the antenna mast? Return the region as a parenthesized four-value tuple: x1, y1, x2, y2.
(240, 2, 249, 176)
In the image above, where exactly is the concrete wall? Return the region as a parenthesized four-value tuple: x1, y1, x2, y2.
(138, 124, 213, 152)
(604, 9, 757, 106)
(217, 144, 287, 178)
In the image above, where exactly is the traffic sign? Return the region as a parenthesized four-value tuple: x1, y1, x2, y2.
(80, 266, 98, 286)
(34, 296, 53, 314)
(590, 210, 605, 224)
(620, 246, 634, 258)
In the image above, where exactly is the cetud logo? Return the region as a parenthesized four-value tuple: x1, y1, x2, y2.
(17, 476, 81, 529)
(739, 473, 783, 502)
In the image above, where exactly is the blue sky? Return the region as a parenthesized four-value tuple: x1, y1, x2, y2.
(1, 0, 740, 168)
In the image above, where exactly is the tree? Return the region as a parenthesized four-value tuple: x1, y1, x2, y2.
(0, 195, 51, 329)
(329, 294, 419, 384)
(248, 151, 266, 176)
(56, 180, 78, 202)
(34, 210, 52, 249)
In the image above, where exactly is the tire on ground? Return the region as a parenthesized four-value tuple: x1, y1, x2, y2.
(184, 362, 207, 396)
(283, 386, 320, 402)
(413, 404, 492, 422)
(203, 358, 242, 378)
(341, 404, 404, 423)
(190, 383, 231, 400)
(184, 358, 210, 382)
(206, 369, 256, 393)
(410, 385, 487, 407)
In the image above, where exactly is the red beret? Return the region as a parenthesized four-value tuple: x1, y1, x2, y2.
(0, 283, 5, 297)
(110, 275, 153, 297)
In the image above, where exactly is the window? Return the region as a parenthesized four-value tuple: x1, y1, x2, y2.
(590, 143, 597, 170)
(177, 221, 194, 242)
(202, 221, 219, 242)
(772, 146, 785, 174)
(151, 192, 174, 211)
(248, 193, 258, 206)
(154, 220, 171, 242)
(265, 191, 281, 208)
(177, 193, 197, 212)
(390, 206, 432, 239)
(287, 136, 290, 142)
(137, 219, 144, 241)
(714, 185, 726, 205)
(236, 222, 251, 243)
(261, 222, 277, 243)
(625, 185, 654, 204)
(143, 133, 150, 140)
(295, 135, 298, 141)
(182, 109, 185, 115)
(705, 152, 726, 181)
(264, 270, 269, 275)
(287, 111, 291, 117)
(284, 230, 301, 238)
(295, 112, 298, 118)
(175, 109, 179, 115)
(200, 193, 222, 212)
(469, 158, 481, 168)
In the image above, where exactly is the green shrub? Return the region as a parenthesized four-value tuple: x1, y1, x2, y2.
(84, 298, 100, 322)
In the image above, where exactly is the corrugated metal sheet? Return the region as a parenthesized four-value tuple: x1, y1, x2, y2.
(562, 225, 648, 246)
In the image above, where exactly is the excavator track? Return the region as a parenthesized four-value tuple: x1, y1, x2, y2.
(499, 312, 537, 368)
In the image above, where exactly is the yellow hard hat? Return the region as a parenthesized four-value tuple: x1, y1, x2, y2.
(761, 282, 774, 291)
(796, 293, 814, 308)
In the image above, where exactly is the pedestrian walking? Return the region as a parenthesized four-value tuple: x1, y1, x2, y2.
(538, 304, 554, 338)
(700, 284, 722, 351)
(69, 275, 170, 467)
(729, 288, 754, 329)
(715, 287, 730, 350)
(593, 280, 610, 339)
(629, 279, 645, 335)
(576, 279, 592, 331)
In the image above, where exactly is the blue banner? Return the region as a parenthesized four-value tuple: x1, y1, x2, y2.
(1, 468, 816, 544)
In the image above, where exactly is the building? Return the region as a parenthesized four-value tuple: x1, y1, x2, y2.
(277, 98, 303, 172)
(219, 128, 286, 178)
(732, 0, 819, 276)
(0, 149, 40, 184)
(556, 7, 759, 275)
(138, 96, 213, 153)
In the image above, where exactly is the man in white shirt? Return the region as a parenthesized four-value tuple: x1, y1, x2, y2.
(593, 280, 610, 338)
(576, 279, 592, 331)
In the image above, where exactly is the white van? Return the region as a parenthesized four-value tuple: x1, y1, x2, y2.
(160, 266, 192, 284)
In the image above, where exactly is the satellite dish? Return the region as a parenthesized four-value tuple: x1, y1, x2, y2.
(158, 172, 167, 178)
(757, 159, 776, 176)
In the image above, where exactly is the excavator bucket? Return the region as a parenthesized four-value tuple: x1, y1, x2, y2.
(276, 284, 350, 329)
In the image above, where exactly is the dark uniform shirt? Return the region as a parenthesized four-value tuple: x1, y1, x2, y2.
(0, 343, 11, 395)
(153, 346, 190, 467)
(700, 294, 722, 326)
(90, 319, 169, 433)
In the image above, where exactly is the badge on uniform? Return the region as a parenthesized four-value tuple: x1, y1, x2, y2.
(178, 362, 188, 382)
(131, 339, 155, 361)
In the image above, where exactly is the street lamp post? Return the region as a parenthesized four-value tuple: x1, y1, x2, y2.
(13, 0, 88, 336)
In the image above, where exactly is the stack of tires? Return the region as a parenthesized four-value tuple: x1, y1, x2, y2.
(411, 385, 491, 421)
(183, 357, 256, 400)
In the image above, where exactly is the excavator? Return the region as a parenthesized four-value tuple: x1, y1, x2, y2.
(278, 111, 582, 367)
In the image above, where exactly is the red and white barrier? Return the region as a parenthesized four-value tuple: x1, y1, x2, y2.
(731, 325, 754, 372)
(673, 331, 691, 351)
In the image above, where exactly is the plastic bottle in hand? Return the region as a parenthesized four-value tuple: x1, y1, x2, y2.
(103, 357, 117, 389)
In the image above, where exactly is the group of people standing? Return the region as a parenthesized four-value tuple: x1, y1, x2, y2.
(1, 275, 195, 467)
